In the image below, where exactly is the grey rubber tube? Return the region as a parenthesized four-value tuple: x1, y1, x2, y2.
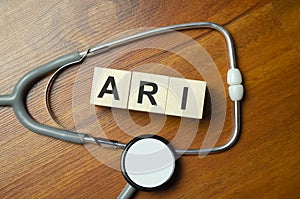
(0, 52, 87, 144)
(117, 184, 137, 199)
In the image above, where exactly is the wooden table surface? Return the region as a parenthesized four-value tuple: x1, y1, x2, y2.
(0, 0, 299, 198)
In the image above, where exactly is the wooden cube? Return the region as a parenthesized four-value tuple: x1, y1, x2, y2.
(128, 72, 169, 114)
(90, 67, 132, 109)
(165, 77, 206, 119)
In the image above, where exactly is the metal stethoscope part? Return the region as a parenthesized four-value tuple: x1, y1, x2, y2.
(0, 22, 243, 198)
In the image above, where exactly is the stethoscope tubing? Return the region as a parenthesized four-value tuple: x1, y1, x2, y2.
(0, 22, 241, 155)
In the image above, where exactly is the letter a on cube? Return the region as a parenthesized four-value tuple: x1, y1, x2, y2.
(90, 68, 132, 109)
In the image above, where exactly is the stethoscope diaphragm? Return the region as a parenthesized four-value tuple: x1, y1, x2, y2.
(121, 135, 177, 191)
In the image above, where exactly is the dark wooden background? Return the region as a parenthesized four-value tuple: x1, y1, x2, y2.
(0, 0, 299, 198)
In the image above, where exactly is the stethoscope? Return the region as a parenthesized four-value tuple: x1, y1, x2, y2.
(0, 22, 243, 198)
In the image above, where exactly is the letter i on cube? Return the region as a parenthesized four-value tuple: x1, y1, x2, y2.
(90, 67, 206, 119)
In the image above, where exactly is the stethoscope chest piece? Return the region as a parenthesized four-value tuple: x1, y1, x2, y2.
(120, 135, 177, 191)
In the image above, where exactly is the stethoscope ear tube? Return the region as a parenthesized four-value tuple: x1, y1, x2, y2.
(0, 52, 88, 144)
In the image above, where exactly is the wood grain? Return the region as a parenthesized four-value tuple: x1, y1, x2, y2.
(0, 0, 299, 198)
